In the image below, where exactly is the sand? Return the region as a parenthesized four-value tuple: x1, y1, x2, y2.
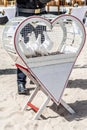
(0, 24, 87, 130)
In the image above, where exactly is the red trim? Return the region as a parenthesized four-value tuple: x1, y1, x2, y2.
(15, 63, 28, 72)
(27, 102, 39, 112)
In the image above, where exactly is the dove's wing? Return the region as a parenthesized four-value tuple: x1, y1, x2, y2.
(43, 31, 53, 51)
(19, 36, 36, 57)
(26, 32, 36, 47)
(31, 34, 41, 52)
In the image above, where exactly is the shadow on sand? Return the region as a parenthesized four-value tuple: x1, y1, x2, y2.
(0, 68, 16, 75)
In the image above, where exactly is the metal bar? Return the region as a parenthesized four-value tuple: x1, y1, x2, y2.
(24, 86, 40, 110)
(33, 95, 50, 120)
(60, 99, 75, 114)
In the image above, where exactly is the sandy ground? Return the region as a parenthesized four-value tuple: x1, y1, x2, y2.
(0, 23, 87, 130)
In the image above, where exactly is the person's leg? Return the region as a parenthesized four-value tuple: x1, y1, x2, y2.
(17, 68, 26, 85)
(17, 68, 28, 94)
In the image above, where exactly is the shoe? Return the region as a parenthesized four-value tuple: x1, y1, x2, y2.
(18, 84, 29, 95)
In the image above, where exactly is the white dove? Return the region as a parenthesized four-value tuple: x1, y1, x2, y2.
(26, 32, 36, 47)
(19, 36, 35, 58)
(42, 31, 53, 51)
(37, 44, 49, 56)
(37, 31, 53, 55)
(32, 34, 41, 52)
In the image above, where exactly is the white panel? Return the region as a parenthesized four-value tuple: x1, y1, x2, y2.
(27, 53, 75, 68)
(31, 62, 73, 102)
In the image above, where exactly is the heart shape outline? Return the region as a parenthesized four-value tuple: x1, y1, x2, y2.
(14, 14, 86, 103)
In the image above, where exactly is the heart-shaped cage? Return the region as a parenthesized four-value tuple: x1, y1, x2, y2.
(2, 15, 86, 119)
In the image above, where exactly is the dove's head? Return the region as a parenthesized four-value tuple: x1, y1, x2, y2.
(27, 33, 31, 37)
(37, 34, 41, 39)
(43, 31, 46, 35)
(19, 35, 24, 42)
